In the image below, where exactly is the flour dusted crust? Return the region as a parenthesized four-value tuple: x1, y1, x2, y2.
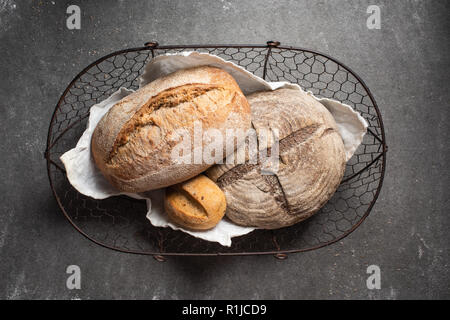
(91, 66, 251, 192)
(206, 88, 346, 229)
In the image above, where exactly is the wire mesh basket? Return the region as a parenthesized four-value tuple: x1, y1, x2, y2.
(45, 41, 387, 260)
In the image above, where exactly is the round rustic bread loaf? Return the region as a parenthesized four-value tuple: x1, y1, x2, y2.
(206, 88, 346, 229)
(91, 66, 251, 192)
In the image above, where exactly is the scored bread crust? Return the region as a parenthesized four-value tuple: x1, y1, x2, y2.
(164, 175, 227, 230)
(206, 88, 346, 229)
(91, 66, 251, 192)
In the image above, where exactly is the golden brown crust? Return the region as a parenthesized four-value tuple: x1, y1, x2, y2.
(91, 66, 251, 192)
(108, 84, 223, 162)
(206, 88, 346, 229)
(164, 175, 226, 230)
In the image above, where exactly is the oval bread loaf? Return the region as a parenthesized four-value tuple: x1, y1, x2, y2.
(164, 175, 226, 230)
(206, 88, 346, 229)
(91, 66, 251, 192)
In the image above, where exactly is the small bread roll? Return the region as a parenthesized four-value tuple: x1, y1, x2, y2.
(164, 175, 226, 230)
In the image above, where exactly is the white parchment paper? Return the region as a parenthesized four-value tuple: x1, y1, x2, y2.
(60, 51, 368, 247)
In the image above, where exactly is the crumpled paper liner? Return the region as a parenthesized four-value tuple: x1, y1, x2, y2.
(60, 51, 368, 247)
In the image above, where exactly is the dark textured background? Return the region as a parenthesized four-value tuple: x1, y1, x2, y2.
(0, 0, 449, 299)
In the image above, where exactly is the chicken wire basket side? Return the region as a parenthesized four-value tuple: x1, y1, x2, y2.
(45, 42, 386, 258)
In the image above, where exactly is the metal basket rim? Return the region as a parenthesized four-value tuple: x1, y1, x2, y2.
(45, 42, 387, 259)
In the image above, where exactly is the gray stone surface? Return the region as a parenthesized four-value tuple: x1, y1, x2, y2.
(0, 0, 449, 299)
